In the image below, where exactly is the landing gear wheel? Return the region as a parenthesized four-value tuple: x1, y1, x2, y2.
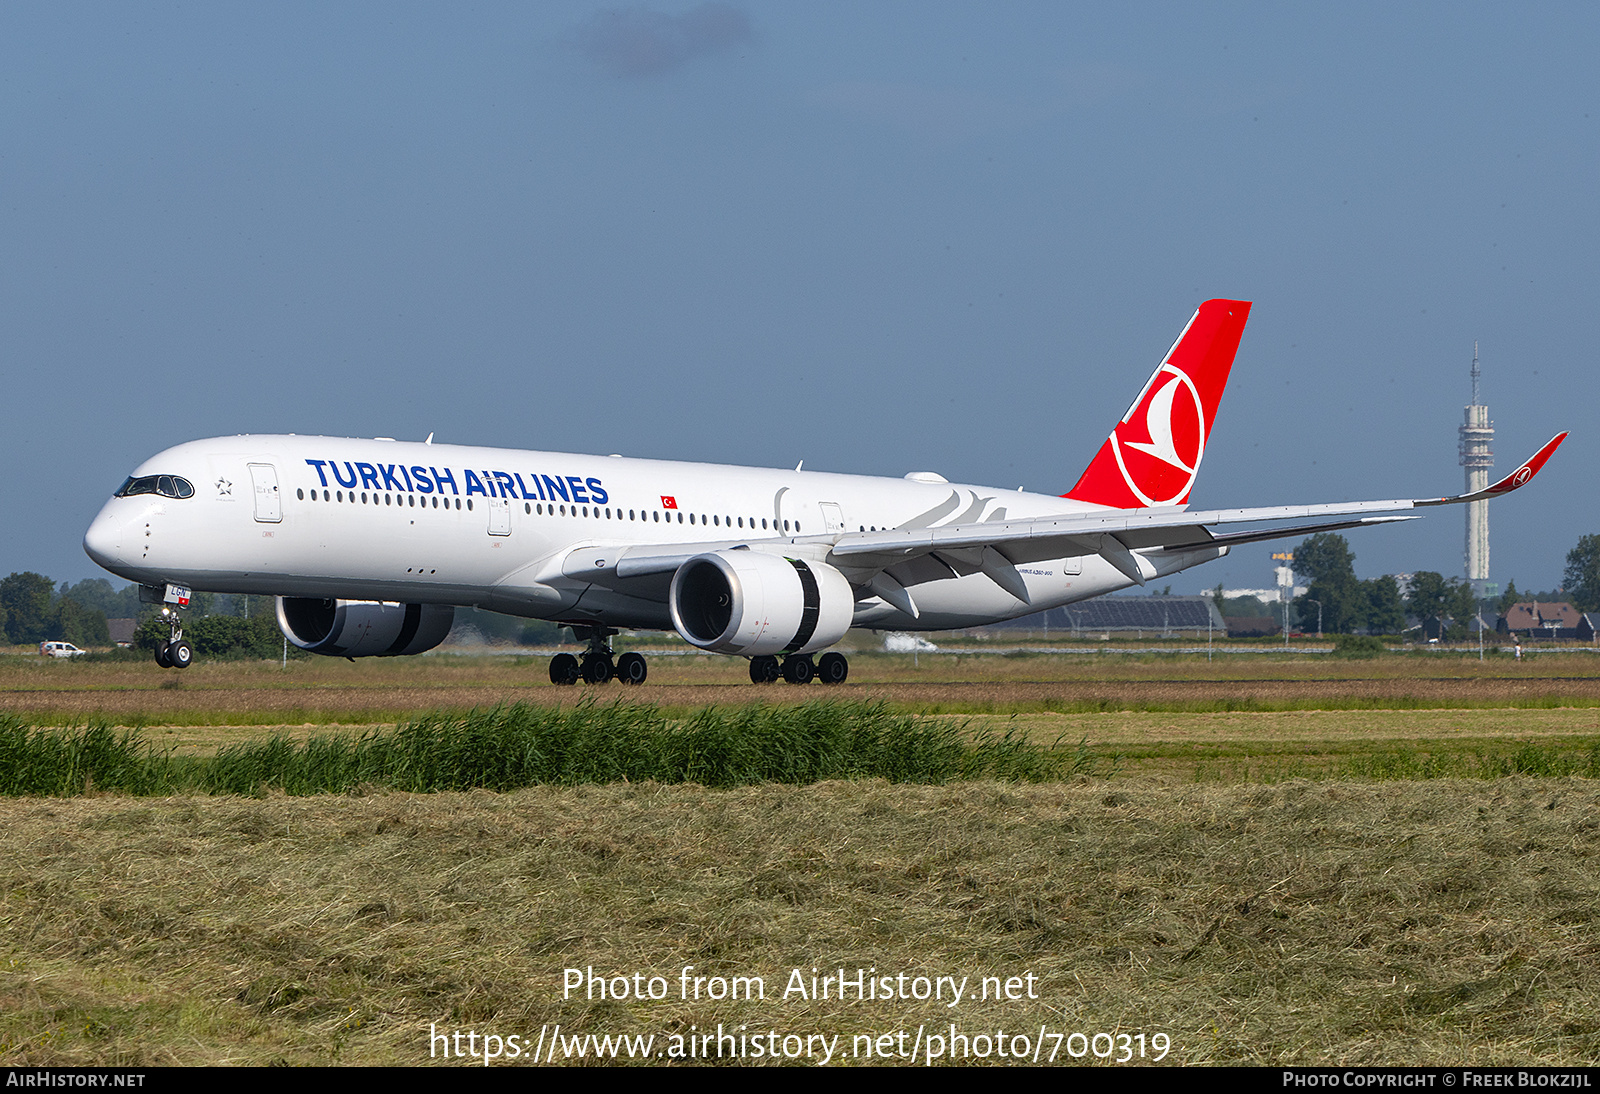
(168, 640, 193, 670)
(549, 653, 580, 685)
(154, 640, 172, 668)
(582, 655, 615, 685)
(817, 651, 849, 685)
(781, 655, 815, 685)
(616, 651, 648, 685)
(749, 656, 780, 684)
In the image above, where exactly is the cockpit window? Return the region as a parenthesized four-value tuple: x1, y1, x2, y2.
(115, 475, 195, 499)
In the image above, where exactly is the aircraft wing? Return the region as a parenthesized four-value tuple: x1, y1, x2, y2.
(552, 432, 1565, 603)
(826, 432, 1569, 590)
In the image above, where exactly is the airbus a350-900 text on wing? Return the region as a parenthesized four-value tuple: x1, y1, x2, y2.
(83, 300, 1567, 684)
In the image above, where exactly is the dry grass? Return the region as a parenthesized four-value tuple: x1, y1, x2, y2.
(2, 778, 1598, 1065)
(3, 652, 1599, 726)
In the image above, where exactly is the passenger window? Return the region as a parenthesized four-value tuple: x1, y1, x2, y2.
(297, 489, 305, 500)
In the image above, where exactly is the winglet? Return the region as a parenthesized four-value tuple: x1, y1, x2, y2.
(1064, 299, 1251, 509)
(1417, 432, 1569, 507)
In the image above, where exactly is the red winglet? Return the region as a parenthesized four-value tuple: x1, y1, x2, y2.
(1064, 299, 1251, 509)
(1417, 431, 1569, 507)
(1485, 432, 1567, 495)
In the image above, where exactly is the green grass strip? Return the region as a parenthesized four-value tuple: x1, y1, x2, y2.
(0, 700, 1074, 797)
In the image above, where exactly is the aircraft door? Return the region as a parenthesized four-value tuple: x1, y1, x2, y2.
(819, 502, 845, 534)
(487, 496, 511, 536)
(248, 464, 282, 523)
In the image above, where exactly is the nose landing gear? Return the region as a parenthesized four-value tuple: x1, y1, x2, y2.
(153, 605, 193, 669)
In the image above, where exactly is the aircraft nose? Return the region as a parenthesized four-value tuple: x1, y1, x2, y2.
(83, 505, 124, 570)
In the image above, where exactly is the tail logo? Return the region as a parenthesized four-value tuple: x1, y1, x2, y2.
(1110, 363, 1206, 506)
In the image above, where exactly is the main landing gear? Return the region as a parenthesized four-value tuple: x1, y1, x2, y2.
(748, 651, 849, 686)
(153, 606, 193, 670)
(550, 626, 649, 686)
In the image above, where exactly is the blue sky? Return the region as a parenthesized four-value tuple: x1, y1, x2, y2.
(4, 2, 1595, 595)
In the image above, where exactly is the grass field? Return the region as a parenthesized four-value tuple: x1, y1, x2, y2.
(1, 649, 1598, 1066)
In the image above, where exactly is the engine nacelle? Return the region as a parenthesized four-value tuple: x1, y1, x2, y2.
(276, 597, 455, 657)
(669, 550, 854, 656)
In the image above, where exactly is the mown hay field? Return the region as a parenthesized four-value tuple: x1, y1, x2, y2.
(4, 779, 1599, 1066)
(1, 649, 1598, 1066)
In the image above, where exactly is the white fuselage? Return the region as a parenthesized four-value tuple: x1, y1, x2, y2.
(84, 435, 1215, 633)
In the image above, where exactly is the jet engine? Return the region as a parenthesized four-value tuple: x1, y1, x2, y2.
(669, 550, 853, 656)
(276, 597, 455, 657)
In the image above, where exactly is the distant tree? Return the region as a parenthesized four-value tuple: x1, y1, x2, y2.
(1292, 533, 1361, 634)
(448, 607, 536, 645)
(1218, 594, 1273, 619)
(1292, 534, 1356, 586)
(132, 616, 169, 652)
(58, 578, 144, 621)
(1453, 580, 1484, 638)
(1564, 535, 1600, 612)
(187, 614, 286, 659)
(1, 572, 57, 645)
(1406, 571, 1476, 639)
(519, 620, 565, 645)
(208, 593, 268, 619)
(49, 597, 110, 646)
(1496, 579, 1521, 616)
(1360, 576, 1406, 635)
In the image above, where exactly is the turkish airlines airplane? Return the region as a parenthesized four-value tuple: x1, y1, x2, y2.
(83, 300, 1566, 685)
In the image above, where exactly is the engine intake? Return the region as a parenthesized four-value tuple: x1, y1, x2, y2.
(276, 598, 455, 657)
(669, 550, 853, 656)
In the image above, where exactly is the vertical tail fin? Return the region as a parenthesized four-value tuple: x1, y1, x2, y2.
(1063, 298, 1251, 509)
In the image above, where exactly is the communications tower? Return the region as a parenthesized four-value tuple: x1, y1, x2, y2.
(1458, 343, 1494, 593)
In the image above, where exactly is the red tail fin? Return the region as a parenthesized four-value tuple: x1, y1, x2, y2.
(1063, 299, 1251, 509)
